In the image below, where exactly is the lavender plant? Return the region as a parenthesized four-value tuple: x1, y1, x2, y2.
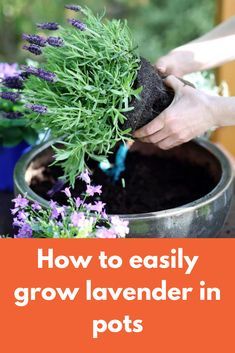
(12, 170, 129, 239)
(0, 63, 37, 147)
(21, 5, 141, 185)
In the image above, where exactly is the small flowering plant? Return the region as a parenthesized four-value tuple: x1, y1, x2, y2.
(19, 5, 141, 185)
(0, 63, 37, 147)
(12, 170, 129, 239)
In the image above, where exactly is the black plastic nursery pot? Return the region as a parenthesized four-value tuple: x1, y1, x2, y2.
(14, 138, 233, 238)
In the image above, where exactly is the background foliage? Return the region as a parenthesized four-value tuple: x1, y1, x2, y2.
(0, 0, 216, 63)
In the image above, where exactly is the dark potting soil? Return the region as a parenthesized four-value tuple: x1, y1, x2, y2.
(123, 57, 174, 132)
(30, 151, 217, 214)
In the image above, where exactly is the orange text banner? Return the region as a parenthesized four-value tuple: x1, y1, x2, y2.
(0, 239, 234, 353)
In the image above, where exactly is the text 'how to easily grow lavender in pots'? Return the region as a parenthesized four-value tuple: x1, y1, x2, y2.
(12, 170, 129, 238)
(18, 5, 141, 185)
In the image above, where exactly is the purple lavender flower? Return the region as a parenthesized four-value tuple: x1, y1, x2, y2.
(22, 34, 47, 47)
(2, 75, 24, 89)
(79, 170, 91, 184)
(47, 36, 64, 47)
(0, 63, 19, 79)
(86, 184, 102, 197)
(37, 68, 57, 82)
(3, 112, 23, 119)
(71, 211, 85, 227)
(48, 179, 66, 197)
(67, 18, 86, 31)
(0, 91, 20, 102)
(65, 4, 81, 12)
(26, 103, 48, 114)
(90, 201, 105, 213)
(23, 44, 42, 55)
(12, 194, 29, 208)
(32, 201, 42, 211)
(37, 22, 59, 30)
(21, 65, 38, 75)
(22, 66, 56, 83)
(20, 71, 30, 80)
(62, 187, 71, 198)
(15, 223, 33, 238)
(96, 227, 116, 239)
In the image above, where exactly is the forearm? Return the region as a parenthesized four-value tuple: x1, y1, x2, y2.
(212, 96, 235, 127)
(173, 16, 235, 71)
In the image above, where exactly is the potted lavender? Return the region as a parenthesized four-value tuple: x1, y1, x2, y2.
(13, 5, 233, 238)
(0, 63, 37, 191)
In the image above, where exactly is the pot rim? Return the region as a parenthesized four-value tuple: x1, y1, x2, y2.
(14, 138, 234, 219)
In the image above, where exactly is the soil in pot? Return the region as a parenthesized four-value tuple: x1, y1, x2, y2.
(28, 142, 220, 215)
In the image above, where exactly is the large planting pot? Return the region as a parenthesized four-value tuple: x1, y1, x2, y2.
(14, 138, 233, 238)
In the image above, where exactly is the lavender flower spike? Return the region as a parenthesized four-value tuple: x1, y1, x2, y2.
(65, 4, 81, 12)
(47, 36, 64, 47)
(68, 18, 86, 31)
(2, 75, 24, 89)
(26, 103, 48, 114)
(4, 112, 23, 119)
(23, 44, 42, 56)
(37, 22, 59, 30)
(0, 91, 20, 102)
(22, 34, 47, 47)
(37, 68, 57, 82)
(22, 66, 57, 83)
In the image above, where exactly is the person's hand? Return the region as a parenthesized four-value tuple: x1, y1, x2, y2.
(133, 75, 218, 150)
(155, 48, 202, 77)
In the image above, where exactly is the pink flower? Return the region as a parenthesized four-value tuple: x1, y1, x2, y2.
(90, 201, 105, 213)
(17, 211, 28, 221)
(86, 184, 102, 196)
(32, 201, 42, 210)
(49, 200, 57, 208)
(13, 218, 23, 227)
(70, 212, 85, 227)
(101, 210, 108, 220)
(96, 227, 116, 239)
(110, 216, 129, 238)
(62, 187, 71, 198)
(12, 194, 29, 208)
(84, 203, 92, 211)
(75, 197, 82, 208)
(79, 170, 91, 184)
(11, 208, 19, 215)
(49, 201, 65, 219)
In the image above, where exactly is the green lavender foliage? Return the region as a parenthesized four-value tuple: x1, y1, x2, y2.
(0, 98, 38, 147)
(23, 8, 141, 185)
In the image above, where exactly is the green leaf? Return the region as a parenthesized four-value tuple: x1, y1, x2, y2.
(2, 128, 24, 147)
